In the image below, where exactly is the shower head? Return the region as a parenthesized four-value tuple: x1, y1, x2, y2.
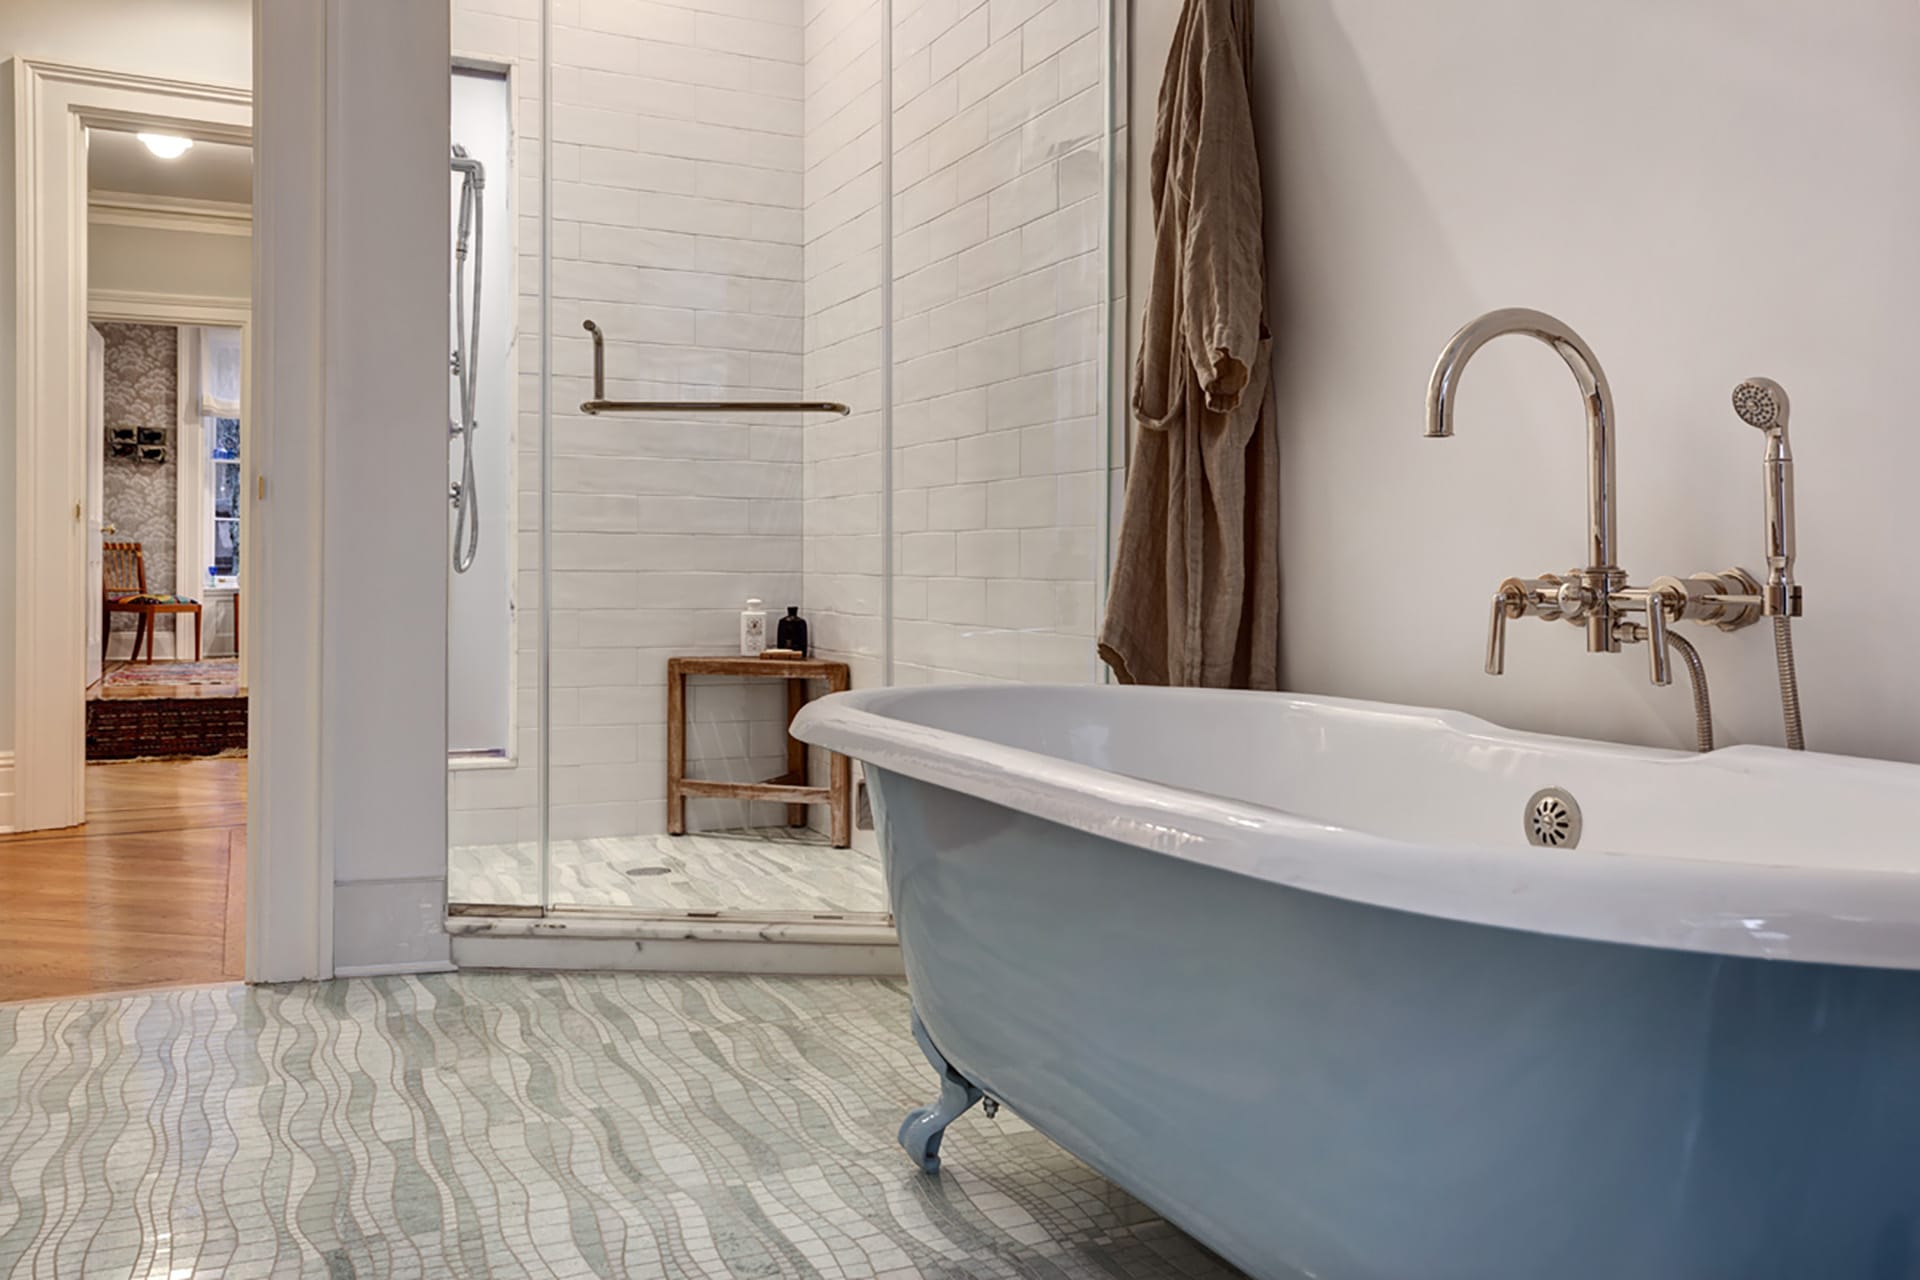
(1732, 377, 1789, 433)
(452, 145, 486, 257)
(450, 144, 486, 188)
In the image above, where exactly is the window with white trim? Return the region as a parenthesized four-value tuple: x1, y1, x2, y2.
(207, 414, 240, 587)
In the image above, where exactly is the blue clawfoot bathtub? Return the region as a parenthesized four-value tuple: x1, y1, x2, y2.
(795, 684, 1920, 1280)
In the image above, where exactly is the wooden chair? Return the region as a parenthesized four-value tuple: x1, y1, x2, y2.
(103, 540, 201, 664)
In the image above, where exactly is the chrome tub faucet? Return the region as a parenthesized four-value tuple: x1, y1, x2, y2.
(1425, 308, 1806, 750)
(1425, 309, 1623, 656)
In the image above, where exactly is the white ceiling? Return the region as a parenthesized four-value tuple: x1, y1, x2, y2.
(88, 128, 252, 205)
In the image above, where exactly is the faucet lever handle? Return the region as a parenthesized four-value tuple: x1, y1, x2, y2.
(1486, 584, 1525, 676)
(1644, 589, 1674, 687)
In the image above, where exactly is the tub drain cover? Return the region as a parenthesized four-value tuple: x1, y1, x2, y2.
(1524, 787, 1581, 849)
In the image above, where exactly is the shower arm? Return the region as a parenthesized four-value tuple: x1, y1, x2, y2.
(579, 320, 851, 416)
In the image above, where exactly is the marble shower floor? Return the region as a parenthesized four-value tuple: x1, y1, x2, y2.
(450, 828, 890, 917)
(0, 973, 1242, 1279)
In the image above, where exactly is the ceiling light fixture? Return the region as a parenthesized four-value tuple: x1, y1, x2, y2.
(136, 133, 194, 160)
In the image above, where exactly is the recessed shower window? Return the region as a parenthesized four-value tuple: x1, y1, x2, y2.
(446, 63, 514, 761)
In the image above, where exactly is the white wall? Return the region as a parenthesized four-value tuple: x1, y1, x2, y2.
(90, 222, 251, 301)
(0, 0, 251, 753)
(1131, 0, 1920, 763)
(321, 0, 453, 972)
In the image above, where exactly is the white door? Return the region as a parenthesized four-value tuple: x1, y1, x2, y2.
(85, 324, 107, 687)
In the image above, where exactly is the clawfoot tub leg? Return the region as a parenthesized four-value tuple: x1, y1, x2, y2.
(899, 1010, 983, 1174)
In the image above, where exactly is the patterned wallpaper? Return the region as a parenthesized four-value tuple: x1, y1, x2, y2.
(98, 323, 178, 632)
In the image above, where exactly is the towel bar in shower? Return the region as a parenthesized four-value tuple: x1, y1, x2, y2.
(579, 320, 850, 416)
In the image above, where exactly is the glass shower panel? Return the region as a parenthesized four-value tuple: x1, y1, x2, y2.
(446, 11, 546, 910)
(445, 0, 1117, 924)
(534, 0, 890, 919)
(889, 0, 1115, 686)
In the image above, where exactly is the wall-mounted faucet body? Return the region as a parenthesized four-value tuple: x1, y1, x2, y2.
(1425, 309, 1805, 749)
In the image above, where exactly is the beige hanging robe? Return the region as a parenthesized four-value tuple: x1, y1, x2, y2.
(1099, 0, 1278, 690)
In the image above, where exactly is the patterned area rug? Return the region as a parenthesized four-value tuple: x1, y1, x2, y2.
(86, 696, 248, 760)
(0, 973, 1241, 1279)
(100, 658, 240, 690)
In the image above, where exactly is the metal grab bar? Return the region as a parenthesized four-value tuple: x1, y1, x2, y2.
(579, 320, 850, 416)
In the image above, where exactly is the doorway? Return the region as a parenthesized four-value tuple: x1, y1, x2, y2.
(84, 127, 253, 762)
(86, 306, 250, 760)
(3, 62, 256, 1001)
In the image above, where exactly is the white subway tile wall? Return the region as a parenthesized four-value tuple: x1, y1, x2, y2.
(450, 0, 1112, 902)
(890, 0, 1106, 686)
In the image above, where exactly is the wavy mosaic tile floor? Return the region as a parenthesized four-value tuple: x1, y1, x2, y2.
(0, 973, 1240, 1279)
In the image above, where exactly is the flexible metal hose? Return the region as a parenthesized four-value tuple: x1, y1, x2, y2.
(1772, 615, 1804, 750)
(1665, 632, 1713, 753)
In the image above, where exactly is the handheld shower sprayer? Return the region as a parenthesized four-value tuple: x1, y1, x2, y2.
(1731, 376, 1804, 749)
(449, 145, 486, 575)
(1732, 377, 1795, 615)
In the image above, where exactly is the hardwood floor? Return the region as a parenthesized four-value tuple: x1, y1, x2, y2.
(0, 757, 246, 1002)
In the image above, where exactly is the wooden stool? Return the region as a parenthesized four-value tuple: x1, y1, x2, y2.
(666, 656, 852, 848)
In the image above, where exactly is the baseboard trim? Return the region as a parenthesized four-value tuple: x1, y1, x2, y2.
(0, 751, 13, 832)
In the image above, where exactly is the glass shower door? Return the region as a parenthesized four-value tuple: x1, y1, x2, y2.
(531, 0, 890, 921)
(446, 0, 1121, 928)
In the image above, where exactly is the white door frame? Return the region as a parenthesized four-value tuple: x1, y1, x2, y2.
(249, 3, 334, 983)
(87, 290, 252, 671)
(8, 57, 332, 986)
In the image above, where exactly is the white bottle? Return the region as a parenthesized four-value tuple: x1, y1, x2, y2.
(740, 597, 767, 657)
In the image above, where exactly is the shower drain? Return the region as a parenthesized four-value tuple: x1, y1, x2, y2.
(1524, 787, 1582, 849)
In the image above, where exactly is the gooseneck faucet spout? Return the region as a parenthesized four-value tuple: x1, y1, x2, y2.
(1425, 308, 1622, 652)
